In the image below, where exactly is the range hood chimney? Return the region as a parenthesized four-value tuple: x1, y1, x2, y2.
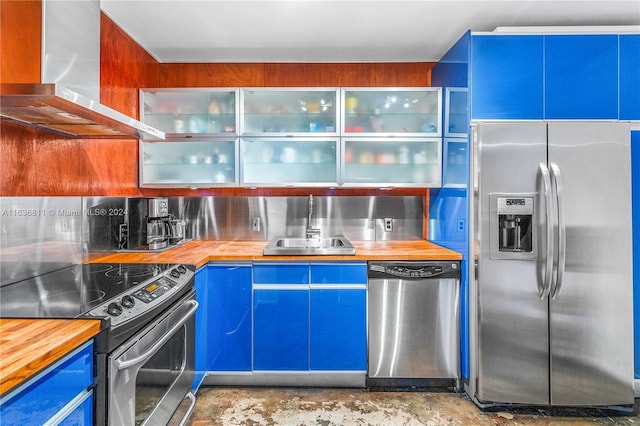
(0, 0, 164, 140)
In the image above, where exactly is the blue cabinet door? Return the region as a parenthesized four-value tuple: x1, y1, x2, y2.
(545, 34, 618, 119)
(309, 262, 367, 371)
(253, 262, 310, 371)
(193, 267, 208, 390)
(207, 264, 252, 372)
(310, 288, 366, 370)
(620, 35, 640, 120)
(253, 288, 309, 371)
(470, 35, 544, 119)
(632, 130, 640, 379)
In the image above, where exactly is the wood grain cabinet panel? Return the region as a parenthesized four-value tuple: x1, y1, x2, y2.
(0, 0, 42, 84)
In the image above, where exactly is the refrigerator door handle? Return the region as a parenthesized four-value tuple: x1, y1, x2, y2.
(550, 162, 566, 299)
(538, 162, 553, 299)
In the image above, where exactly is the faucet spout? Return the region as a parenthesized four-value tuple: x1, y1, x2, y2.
(306, 194, 321, 239)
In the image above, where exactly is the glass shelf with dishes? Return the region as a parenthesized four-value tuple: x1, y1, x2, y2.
(240, 89, 339, 136)
(140, 139, 238, 187)
(241, 138, 339, 186)
(341, 88, 442, 137)
(140, 89, 238, 138)
(342, 138, 442, 187)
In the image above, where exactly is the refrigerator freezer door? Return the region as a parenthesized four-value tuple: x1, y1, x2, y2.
(548, 122, 634, 406)
(474, 122, 550, 404)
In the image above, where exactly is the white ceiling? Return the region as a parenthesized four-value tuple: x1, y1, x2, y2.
(100, 0, 640, 63)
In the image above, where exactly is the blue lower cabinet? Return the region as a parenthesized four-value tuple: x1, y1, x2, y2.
(251, 262, 367, 373)
(193, 267, 208, 391)
(253, 288, 310, 371)
(0, 341, 94, 426)
(309, 262, 367, 371)
(207, 263, 252, 372)
(310, 288, 366, 370)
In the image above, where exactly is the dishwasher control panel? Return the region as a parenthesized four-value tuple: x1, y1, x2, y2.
(369, 262, 460, 280)
(387, 265, 443, 277)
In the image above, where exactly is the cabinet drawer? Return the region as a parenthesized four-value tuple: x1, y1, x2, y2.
(310, 262, 367, 284)
(57, 390, 93, 426)
(253, 263, 309, 284)
(0, 341, 93, 426)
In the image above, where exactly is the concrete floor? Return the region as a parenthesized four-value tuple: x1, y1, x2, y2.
(188, 387, 640, 425)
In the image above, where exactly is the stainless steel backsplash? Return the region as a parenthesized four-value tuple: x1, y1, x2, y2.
(1, 195, 423, 285)
(169, 196, 423, 242)
(0, 197, 85, 284)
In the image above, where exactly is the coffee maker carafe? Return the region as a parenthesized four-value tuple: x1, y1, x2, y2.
(126, 197, 171, 250)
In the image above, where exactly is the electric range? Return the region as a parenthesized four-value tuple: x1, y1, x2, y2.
(0, 262, 195, 351)
(0, 262, 198, 425)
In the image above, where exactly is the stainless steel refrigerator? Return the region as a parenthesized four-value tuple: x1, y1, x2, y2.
(468, 121, 634, 407)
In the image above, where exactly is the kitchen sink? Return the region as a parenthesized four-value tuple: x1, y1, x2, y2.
(263, 236, 356, 256)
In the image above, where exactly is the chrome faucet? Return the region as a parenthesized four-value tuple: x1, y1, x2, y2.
(306, 195, 321, 239)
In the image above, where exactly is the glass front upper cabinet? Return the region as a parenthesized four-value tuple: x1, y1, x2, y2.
(140, 89, 238, 137)
(443, 138, 468, 188)
(342, 138, 441, 187)
(241, 138, 339, 186)
(444, 88, 468, 138)
(140, 139, 238, 187)
(240, 89, 339, 136)
(341, 88, 442, 137)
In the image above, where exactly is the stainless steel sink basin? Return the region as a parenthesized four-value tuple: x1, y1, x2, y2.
(263, 236, 356, 256)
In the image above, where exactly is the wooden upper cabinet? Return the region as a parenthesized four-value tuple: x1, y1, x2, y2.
(0, 0, 42, 83)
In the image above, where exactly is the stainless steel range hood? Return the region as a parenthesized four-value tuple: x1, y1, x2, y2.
(0, 84, 164, 139)
(0, 0, 164, 140)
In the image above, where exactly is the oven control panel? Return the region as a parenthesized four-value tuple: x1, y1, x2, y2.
(132, 276, 178, 303)
(87, 264, 193, 326)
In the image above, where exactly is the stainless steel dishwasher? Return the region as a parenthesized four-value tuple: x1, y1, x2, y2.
(367, 261, 460, 389)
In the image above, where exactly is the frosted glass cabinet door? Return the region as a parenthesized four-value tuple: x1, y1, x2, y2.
(342, 138, 441, 187)
(241, 138, 339, 186)
(140, 89, 238, 137)
(443, 138, 468, 187)
(342, 88, 442, 136)
(444, 88, 468, 137)
(140, 139, 238, 187)
(241, 89, 339, 136)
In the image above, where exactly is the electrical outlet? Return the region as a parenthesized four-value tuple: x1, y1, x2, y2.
(251, 217, 261, 232)
(457, 219, 465, 232)
(384, 218, 393, 232)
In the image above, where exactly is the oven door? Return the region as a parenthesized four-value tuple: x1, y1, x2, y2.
(108, 290, 197, 426)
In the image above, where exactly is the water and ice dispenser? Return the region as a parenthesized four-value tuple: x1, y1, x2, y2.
(490, 194, 535, 259)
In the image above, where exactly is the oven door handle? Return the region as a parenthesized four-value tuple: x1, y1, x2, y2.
(115, 300, 199, 371)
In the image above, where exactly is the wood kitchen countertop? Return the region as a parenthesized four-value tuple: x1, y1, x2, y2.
(0, 319, 102, 396)
(91, 239, 462, 268)
(0, 240, 460, 396)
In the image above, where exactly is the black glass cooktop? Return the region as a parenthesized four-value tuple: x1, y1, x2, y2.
(0, 263, 176, 318)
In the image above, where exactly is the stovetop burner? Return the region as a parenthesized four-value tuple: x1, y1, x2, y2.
(103, 264, 162, 282)
(0, 263, 186, 319)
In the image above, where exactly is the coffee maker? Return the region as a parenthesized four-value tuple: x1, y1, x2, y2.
(126, 197, 172, 250)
